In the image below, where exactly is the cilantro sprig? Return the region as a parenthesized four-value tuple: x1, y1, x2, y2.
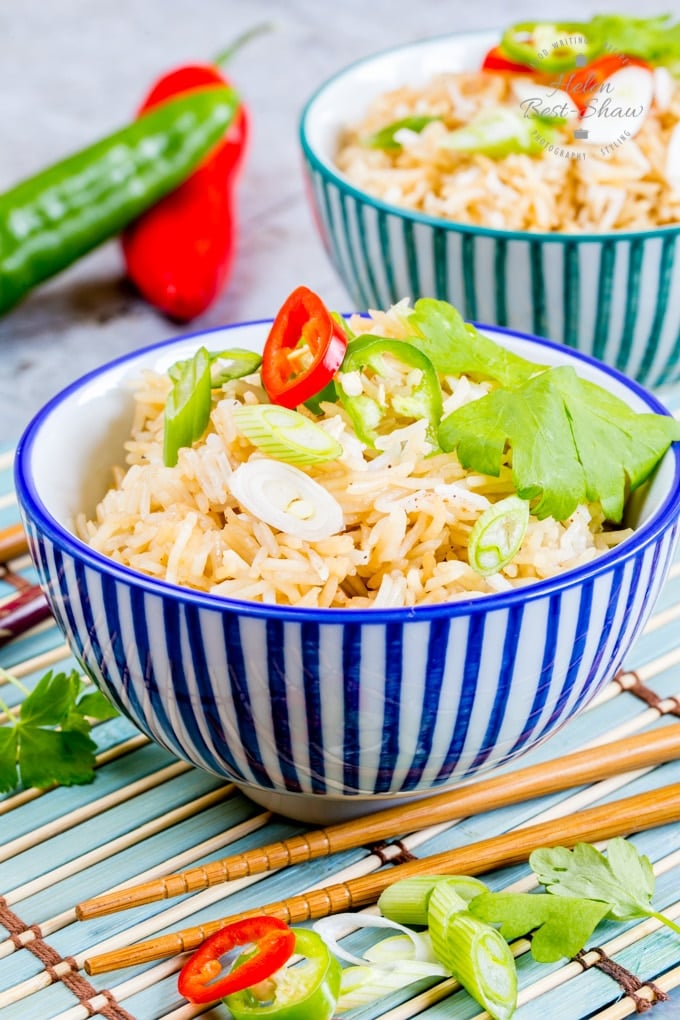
(404, 298, 680, 523)
(470, 837, 680, 964)
(0, 668, 118, 793)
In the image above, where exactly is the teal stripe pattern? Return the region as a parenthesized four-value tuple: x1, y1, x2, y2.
(303, 161, 680, 386)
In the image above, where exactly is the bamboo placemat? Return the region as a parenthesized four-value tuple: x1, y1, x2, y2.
(2, 385, 680, 1020)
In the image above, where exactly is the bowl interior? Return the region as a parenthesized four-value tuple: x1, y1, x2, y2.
(19, 320, 678, 544)
(302, 31, 497, 171)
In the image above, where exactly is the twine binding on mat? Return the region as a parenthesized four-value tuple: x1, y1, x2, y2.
(0, 896, 135, 1020)
(615, 670, 680, 718)
(574, 946, 669, 1013)
(366, 838, 418, 865)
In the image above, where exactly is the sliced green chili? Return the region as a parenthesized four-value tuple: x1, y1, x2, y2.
(361, 115, 441, 151)
(210, 348, 263, 385)
(338, 335, 443, 448)
(163, 346, 212, 467)
(501, 20, 604, 72)
(223, 928, 341, 1020)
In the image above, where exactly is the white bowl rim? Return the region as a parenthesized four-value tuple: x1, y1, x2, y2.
(14, 317, 680, 625)
(299, 27, 680, 244)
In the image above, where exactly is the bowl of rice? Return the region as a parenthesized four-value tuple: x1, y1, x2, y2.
(14, 293, 680, 823)
(299, 16, 680, 388)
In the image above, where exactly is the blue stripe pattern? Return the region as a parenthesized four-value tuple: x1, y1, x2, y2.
(14, 318, 680, 811)
(16, 504, 679, 801)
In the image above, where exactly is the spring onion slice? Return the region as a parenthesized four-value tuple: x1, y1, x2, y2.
(379, 875, 489, 927)
(231, 404, 342, 464)
(439, 107, 557, 158)
(468, 495, 530, 576)
(428, 881, 518, 1020)
(163, 346, 212, 467)
(313, 913, 435, 966)
(338, 960, 446, 1010)
(228, 459, 344, 541)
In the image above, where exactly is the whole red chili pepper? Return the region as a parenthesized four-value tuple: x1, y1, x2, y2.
(121, 27, 266, 322)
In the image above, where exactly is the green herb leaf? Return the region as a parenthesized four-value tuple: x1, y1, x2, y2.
(361, 115, 440, 151)
(407, 299, 537, 387)
(530, 839, 656, 922)
(439, 364, 680, 522)
(589, 14, 680, 70)
(470, 891, 609, 962)
(0, 669, 117, 794)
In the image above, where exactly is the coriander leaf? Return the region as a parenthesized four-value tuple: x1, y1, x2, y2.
(407, 299, 538, 387)
(439, 365, 680, 522)
(590, 14, 680, 68)
(470, 891, 609, 962)
(19, 670, 79, 728)
(74, 689, 119, 722)
(551, 372, 680, 521)
(0, 668, 118, 793)
(0, 727, 19, 793)
(18, 727, 99, 789)
(530, 840, 656, 922)
(440, 366, 584, 521)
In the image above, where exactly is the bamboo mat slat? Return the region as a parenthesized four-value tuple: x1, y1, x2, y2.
(2, 393, 680, 1020)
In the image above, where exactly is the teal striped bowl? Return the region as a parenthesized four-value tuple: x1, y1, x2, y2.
(299, 32, 680, 388)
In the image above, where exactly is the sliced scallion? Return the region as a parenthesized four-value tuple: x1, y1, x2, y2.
(428, 881, 518, 1020)
(231, 404, 342, 464)
(378, 875, 487, 927)
(228, 459, 344, 541)
(313, 913, 434, 966)
(468, 495, 530, 576)
(338, 960, 446, 1010)
(163, 346, 212, 467)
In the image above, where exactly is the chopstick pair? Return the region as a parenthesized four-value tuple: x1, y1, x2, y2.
(0, 523, 50, 648)
(83, 775, 680, 974)
(77, 721, 680, 973)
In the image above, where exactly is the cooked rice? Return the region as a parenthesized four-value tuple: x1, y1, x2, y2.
(335, 70, 680, 232)
(78, 304, 631, 608)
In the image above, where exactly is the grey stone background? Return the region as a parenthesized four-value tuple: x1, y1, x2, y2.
(0, 0, 653, 440)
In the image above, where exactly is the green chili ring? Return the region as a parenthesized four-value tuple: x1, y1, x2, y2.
(501, 20, 605, 72)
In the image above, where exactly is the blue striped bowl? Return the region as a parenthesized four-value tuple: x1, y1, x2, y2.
(14, 320, 680, 823)
(300, 31, 680, 389)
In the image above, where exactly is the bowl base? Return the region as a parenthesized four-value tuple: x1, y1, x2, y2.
(234, 781, 454, 825)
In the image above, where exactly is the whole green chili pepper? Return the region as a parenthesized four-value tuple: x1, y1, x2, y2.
(0, 86, 239, 315)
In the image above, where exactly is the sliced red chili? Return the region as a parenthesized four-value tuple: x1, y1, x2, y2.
(560, 53, 651, 113)
(481, 45, 536, 74)
(177, 915, 296, 1004)
(261, 286, 348, 409)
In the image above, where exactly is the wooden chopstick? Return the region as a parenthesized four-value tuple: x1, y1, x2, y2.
(0, 523, 28, 565)
(76, 720, 680, 921)
(83, 778, 680, 974)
